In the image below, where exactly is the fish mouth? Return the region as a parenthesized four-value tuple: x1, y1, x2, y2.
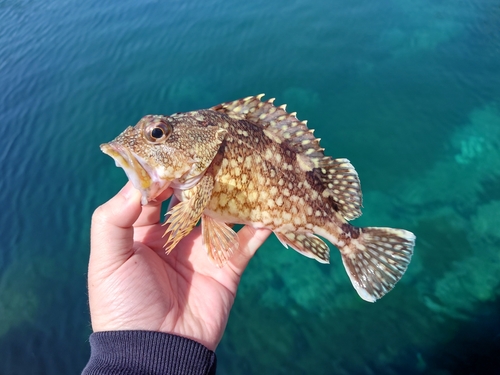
(100, 142, 170, 205)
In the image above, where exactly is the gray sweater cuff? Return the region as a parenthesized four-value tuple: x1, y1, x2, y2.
(82, 331, 216, 375)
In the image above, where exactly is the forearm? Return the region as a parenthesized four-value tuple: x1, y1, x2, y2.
(82, 331, 216, 375)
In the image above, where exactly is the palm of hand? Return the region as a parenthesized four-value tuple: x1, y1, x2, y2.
(89, 184, 270, 351)
(113, 225, 240, 351)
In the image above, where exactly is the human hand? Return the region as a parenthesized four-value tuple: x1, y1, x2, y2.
(88, 182, 271, 351)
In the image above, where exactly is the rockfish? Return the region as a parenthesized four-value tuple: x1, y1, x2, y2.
(101, 95, 415, 302)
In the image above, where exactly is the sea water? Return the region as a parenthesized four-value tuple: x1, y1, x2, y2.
(1, 0, 499, 373)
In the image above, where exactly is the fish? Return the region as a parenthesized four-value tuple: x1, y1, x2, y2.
(100, 95, 415, 302)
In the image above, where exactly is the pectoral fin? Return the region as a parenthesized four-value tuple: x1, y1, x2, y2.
(201, 214, 239, 267)
(162, 175, 214, 253)
(275, 231, 330, 264)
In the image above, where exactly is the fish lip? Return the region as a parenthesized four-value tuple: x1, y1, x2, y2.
(100, 142, 170, 204)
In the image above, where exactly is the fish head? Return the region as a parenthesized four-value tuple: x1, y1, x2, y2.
(101, 113, 226, 204)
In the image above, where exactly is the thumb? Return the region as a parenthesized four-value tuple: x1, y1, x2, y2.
(90, 183, 142, 273)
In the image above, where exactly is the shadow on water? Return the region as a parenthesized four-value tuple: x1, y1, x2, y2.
(421, 298, 500, 375)
(0, 282, 91, 375)
(220, 280, 500, 375)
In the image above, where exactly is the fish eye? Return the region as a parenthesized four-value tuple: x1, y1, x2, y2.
(151, 127, 164, 139)
(145, 121, 172, 143)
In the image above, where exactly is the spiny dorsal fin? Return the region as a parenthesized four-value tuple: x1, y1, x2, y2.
(212, 95, 363, 220)
(212, 95, 325, 160)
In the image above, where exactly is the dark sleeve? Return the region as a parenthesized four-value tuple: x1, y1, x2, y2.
(82, 331, 217, 375)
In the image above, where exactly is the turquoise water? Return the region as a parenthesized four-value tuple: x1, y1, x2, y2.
(1, 0, 500, 373)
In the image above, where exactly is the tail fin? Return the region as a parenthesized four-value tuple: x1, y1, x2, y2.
(341, 227, 415, 302)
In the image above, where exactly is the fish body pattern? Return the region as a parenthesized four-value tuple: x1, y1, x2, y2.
(101, 95, 415, 302)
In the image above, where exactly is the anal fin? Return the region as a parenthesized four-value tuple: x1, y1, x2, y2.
(275, 231, 330, 264)
(201, 214, 239, 268)
(340, 227, 415, 302)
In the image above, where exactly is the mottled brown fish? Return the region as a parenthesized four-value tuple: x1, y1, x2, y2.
(101, 95, 415, 302)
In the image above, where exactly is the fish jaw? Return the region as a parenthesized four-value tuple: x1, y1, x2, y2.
(100, 142, 170, 205)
